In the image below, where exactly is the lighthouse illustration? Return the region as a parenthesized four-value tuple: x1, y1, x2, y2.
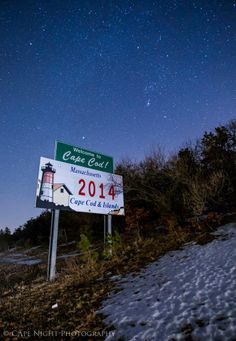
(36, 158, 73, 210)
(39, 162, 56, 202)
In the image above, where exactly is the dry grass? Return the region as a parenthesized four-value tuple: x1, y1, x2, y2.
(0, 213, 227, 340)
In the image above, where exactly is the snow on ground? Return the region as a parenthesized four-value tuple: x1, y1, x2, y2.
(99, 223, 236, 341)
(0, 244, 100, 265)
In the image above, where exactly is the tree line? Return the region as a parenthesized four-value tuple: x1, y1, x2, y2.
(1, 119, 235, 251)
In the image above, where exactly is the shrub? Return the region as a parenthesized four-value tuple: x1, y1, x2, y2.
(77, 234, 98, 264)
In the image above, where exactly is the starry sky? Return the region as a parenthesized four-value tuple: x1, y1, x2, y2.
(0, 0, 235, 230)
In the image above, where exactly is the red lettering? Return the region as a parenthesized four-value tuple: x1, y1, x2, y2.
(108, 185, 115, 200)
(99, 183, 105, 198)
(78, 179, 86, 196)
(88, 181, 96, 197)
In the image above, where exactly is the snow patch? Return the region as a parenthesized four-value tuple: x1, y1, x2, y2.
(99, 223, 236, 340)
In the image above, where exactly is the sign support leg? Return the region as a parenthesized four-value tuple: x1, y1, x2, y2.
(108, 214, 112, 255)
(47, 209, 60, 281)
(103, 215, 106, 248)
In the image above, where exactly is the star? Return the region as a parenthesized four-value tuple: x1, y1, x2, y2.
(0, 0, 235, 231)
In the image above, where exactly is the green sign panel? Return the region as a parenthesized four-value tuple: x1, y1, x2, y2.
(55, 141, 113, 173)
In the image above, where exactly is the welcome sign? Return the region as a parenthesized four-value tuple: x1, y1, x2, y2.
(55, 141, 113, 173)
(36, 157, 124, 215)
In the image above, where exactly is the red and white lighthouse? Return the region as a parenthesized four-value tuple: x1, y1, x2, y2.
(40, 162, 56, 202)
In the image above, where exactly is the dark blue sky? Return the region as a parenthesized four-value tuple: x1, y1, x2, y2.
(0, 0, 235, 230)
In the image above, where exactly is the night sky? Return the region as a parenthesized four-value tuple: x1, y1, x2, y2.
(0, 1, 235, 230)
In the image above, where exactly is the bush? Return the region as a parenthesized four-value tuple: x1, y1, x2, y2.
(77, 234, 98, 263)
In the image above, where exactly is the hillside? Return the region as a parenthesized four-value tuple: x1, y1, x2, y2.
(100, 223, 236, 341)
(0, 215, 235, 340)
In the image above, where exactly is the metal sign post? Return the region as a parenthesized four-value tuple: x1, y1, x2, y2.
(104, 215, 106, 247)
(107, 214, 112, 255)
(47, 143, 60, 281)
(47, 209, 60, 281)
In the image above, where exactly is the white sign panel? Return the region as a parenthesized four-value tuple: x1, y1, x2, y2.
(36, 157, 124, 215)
